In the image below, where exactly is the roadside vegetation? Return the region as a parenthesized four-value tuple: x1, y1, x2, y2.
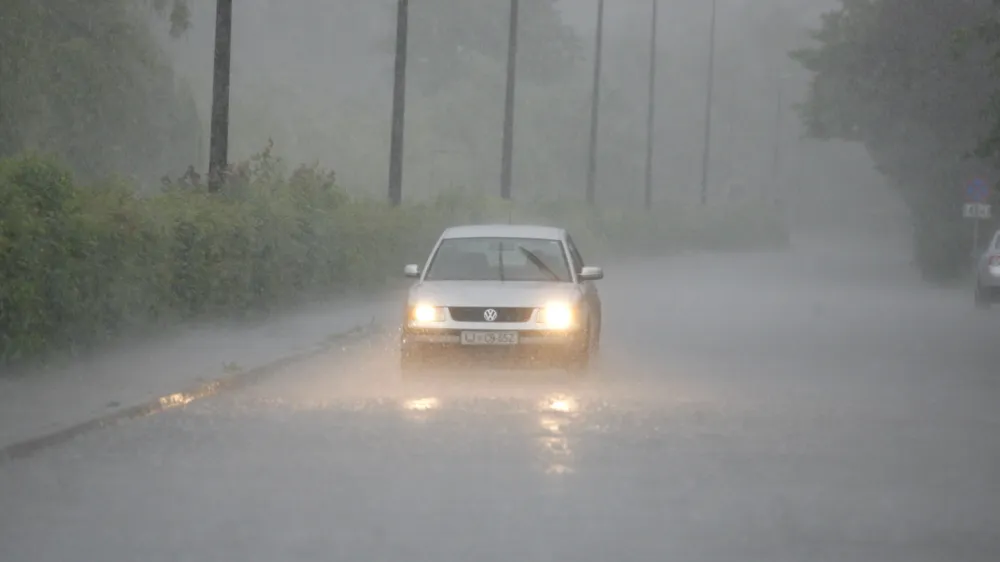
(791, 0, 1000, 280)
(0, 1, 787, 364)
(0, 149, 785, 363)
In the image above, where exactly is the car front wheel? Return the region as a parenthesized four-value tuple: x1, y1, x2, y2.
(564, 323, 594, 377)
(400, 341, 424, 376)
(975, 283, 991, 309)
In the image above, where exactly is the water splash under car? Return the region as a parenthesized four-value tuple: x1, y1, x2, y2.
(399, 224, 603, 375)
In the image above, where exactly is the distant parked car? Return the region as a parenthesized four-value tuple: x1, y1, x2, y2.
(399, 224, 603, 375)
(974, 228, 1000, 308)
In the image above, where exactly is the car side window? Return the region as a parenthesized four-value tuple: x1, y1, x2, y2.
(565, 235, 585, 274)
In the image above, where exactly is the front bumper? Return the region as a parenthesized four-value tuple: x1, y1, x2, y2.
(979, 271, 1000, 287)
(401, 325, 588, 368)
(977, 282, 1000, 302)
(403, 327, 582, 345)
(978, 266, 1000, 300)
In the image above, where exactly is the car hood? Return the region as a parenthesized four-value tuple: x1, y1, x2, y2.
(409, 281, 582, 307)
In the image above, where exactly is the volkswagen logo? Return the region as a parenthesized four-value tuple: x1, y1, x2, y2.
(483, 308, 498, 322)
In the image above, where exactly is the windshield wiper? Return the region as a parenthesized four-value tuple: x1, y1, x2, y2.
(498, 241, 505, 282)
(518, 247, 560, 281)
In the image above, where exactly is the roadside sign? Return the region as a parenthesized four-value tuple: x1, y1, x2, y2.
(963, 202, 992, 219)
(965, 178, 990, 203)
(964, 180, 992, 261)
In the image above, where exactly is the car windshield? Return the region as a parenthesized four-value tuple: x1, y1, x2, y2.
(424, 237, 572, 282)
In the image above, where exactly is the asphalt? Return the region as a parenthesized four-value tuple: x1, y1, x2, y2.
(2, 239, 999, 562)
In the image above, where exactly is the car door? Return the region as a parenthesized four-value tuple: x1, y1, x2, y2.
(565, 234, 601, 325)
(980, 230, 1000, 271)
(986, 230, 1000, 273)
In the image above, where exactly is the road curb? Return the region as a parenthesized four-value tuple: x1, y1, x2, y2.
(0, 319, 385, 464)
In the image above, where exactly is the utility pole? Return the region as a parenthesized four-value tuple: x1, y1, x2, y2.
(208, 0, 233, 193)
(644, 0, 658, 210)
(586, 0, 605, 206)
(770, 76, 784, 205)
(388, 0, 409, 206)
(501, 0, 519, 200)
(699, 0, 717, 205)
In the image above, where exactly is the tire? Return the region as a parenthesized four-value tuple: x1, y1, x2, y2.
(564, 324, 594, 377)
(565, 355, 591, 378)
(975, 283, 991, 309)
(400, 343, 423, 377)
(591, 315, 602, 358)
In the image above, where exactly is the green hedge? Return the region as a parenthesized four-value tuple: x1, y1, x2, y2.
(0, 151, 788, 363)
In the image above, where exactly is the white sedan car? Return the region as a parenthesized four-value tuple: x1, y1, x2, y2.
(975, 228, 1000, 308)
(399, 224, 604, 374)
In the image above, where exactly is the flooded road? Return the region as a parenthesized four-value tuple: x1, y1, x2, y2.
(2, 244, 999, 562)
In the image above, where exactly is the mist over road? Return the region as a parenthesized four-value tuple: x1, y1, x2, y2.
(2, 235, 999, 562)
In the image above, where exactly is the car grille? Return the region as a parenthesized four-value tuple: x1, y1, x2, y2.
(448, 307, 534, 323)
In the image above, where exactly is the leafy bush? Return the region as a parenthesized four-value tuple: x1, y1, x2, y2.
(0, 150, 788, 364)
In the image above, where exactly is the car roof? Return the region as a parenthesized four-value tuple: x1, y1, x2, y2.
(440, 224, 566, 241)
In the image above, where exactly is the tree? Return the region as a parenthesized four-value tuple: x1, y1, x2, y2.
(202, 0, 594, 200)
(0, 0, 201, 182)
(790, 0, 1000, 278)
(149, 0, 191, 37)
(389, 0, 581, 96)
(968, 1, 1000, 163)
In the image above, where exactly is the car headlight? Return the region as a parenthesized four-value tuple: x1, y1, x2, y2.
(411, 304, 445, 323)
(539, 302, 575, 329)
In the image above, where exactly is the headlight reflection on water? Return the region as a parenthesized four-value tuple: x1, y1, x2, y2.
(541, 394, 579, 414)
(400, 397, 441, 423)
(397, 393, 579, 475)
(403, 397, 440, 411)
(538, 415, 564, 435)
(537, 394, 580, 476)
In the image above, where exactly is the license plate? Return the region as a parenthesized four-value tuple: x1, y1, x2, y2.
(460, 331, 519, 345)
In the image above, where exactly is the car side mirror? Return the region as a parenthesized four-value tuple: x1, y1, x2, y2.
(579, 266, 603, 281)
(404, 264, 421, 278)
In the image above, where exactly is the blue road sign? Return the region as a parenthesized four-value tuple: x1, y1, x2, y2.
(966, 178, 989, 203)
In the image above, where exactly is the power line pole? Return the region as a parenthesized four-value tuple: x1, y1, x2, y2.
(208, 0, 233, 193)
(586, 0, 605, 206)
(699, 0, 717, 205)
(770, 77, 783, 205)
(501, 0, 519, 200)
(644, 0, 658, 210)
(388, 0, 409, 206)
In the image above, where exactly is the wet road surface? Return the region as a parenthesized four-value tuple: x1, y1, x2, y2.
(2, 247, 1000, 562)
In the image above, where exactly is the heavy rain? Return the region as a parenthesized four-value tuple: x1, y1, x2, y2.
(1, 1, 999, 561)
